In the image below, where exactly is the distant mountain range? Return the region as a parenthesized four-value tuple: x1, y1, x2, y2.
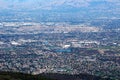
(0, 0, 120, 19)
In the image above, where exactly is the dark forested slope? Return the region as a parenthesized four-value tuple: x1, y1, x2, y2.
(0, 71, 110, 80)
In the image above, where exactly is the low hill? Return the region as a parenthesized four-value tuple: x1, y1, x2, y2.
(40, 73, 110, 80)
(0, 71, 110, 80)
(0, 71, 55, 80)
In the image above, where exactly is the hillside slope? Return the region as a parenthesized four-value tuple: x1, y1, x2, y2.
(0, 71, 110, 80)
